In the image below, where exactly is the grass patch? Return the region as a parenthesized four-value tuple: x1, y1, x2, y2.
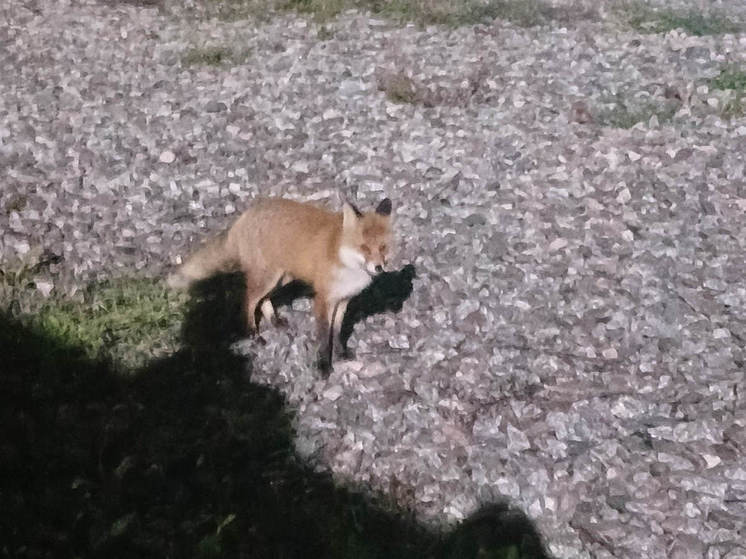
(376, 66, 487, 107)
(710, 66, 746, 91)
(379, 71, 419, 104)
(201, 0, 596, 26)
(709, 66, 746, 118)
(596, 92, 680, 128)
(279, 0, 347, 20)
(182, 45, 250, 67)
(718, 97, 746, 119)
(379, 0, 597, 27)
(203, 0, 273, 21)
(1, 270, 186, 371)
(620, 2, 741, 35)
(34, 278, 186, 370)
(4, 193, 28, 213)
(439, 0, 566, 28)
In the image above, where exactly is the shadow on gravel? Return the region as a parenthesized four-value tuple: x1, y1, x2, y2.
(339, 264, 418, 354)
(208, 264, 418, 357)
(0, 266, 551, 558)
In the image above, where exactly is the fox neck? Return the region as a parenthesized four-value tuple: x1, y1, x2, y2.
(329, 245, 372, 302)
(338, 245, 365, 270)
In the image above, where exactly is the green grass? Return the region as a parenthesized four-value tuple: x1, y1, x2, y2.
(600, 102, 678, 128)
(709, 66, 746, 118)
(204, 0, 272, 21)
(36, 279, 186, 370)
(382, 0, 596, 27)
(279, 0, 347, 20)
(710, 67, 746, 91)
(435, 0, 569, 28)
(4, 193, 27, 213)
(1, 270, 186, 371)
(597, 93, 680, 128)
(376, 64, 488, 107)
(620, 2, 741, 35)
(379, 71, 419, 104)
(201, 0, 596, 26)
(182, 45, 251, 67)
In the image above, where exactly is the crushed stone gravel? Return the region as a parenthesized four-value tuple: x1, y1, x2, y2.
(2, 1, 745, 556)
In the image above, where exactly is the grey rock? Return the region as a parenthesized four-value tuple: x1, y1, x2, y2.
(205, 100, 227, 113)
(464, 213, 486, 227)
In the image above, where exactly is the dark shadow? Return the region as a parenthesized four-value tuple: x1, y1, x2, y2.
(181, 271, 248, 347)
(264, 265, 417, 352)
(339, 264, 417, 355)
(186, 264, 416, 359)
(440, 503, 551, 559)
(267, 264, 417, 358)
(0, 274, 552, 558)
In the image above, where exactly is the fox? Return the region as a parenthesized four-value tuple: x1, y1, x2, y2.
(167, 196, 393, 376)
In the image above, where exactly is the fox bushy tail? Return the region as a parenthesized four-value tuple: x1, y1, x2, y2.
(167, 231, 236, 289)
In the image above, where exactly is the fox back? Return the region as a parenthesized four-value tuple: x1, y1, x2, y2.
(219, 198, 390, 294)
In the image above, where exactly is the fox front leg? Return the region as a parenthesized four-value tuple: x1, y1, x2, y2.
(331, 299, 352, 359)
(260, 299, 289, 329)
(314, 295, 334, 377)
(265, 272, 293, 328)
(244, 269, 284, 335)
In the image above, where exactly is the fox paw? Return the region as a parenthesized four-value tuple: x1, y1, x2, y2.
(272, 316, 289, 329)
(245, 326, 268, 346)
(335, 345, 355, 360)
(317, 354, 333, 378)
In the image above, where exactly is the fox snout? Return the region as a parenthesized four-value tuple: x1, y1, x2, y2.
(361, 242, 388, 276)
(366, 260, 385, 276)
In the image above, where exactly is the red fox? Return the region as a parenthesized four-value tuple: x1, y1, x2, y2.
(167, 197, 393, 375)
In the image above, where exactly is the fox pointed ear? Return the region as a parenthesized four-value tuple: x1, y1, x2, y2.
(342, 195, 362, 217)
(342, 202, 360, 229)
(376, 198, 392, 216)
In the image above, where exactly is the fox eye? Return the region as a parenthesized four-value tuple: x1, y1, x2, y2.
(379, 244, 387, 253)
(361, 244, 370, 255)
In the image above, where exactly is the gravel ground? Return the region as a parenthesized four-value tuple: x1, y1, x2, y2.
(2, 1, 746, 557)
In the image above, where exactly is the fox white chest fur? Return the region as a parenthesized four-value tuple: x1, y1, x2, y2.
(329, 246, 372, 301)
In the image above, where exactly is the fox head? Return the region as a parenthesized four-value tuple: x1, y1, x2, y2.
(340, 198, 393, 276)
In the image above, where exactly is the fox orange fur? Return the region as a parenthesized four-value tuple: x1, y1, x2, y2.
(167, 197, 393, 375)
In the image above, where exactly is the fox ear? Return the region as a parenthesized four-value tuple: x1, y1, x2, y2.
(342, 202, 360, 229)
(376, 198, 392, 216)
(342, 195, 362, 217)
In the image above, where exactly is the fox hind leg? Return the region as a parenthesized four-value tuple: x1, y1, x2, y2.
(244, 269, 284, 334)
(268, 272, 292, 327)
(260, 299, 276, 323)
(260, 298, 288, 328)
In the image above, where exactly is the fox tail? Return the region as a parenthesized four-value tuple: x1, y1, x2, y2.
(166, 231, 236, 289)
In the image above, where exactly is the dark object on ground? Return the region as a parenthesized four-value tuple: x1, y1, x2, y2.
(340, 263, 417, 357)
